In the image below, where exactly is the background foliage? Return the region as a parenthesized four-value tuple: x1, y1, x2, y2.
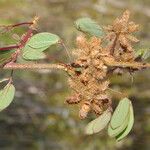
(0, 0, 150, 149)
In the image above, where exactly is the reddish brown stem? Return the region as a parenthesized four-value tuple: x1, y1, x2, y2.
(11, 22, 33, 28)
(0, 28, 33, 51)
(20, 29, 33, 47)
(0, 22, 33, 29)
(0, 45, 20, 51)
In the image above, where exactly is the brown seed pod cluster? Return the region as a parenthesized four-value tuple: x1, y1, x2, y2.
(66, 10, 139, 119)
(66, 36, 112, 119)
(105, 10, 139, 62)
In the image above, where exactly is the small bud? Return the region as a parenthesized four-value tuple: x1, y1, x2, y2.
(66, 94, 81, 104)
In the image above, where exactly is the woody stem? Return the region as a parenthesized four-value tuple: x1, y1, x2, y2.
(2, 63, 70, 72)
(104, 60, 150, 69)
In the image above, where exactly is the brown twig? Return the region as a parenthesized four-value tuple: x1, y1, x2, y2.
(0, 45, 20, 51)
(2, 63, 68, 71)
(0, 22, 33, 29)
(0, 16, 38, 51)
(0, 28, 33, 52)
(110, 35, 118, 55)
(104, 60, 150, 69)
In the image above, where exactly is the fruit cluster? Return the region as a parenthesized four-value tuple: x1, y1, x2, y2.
(66, 10, 139, 120)
(66, 36, 111, 119)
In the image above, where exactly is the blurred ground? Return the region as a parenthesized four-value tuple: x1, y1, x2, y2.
(0, 0, 150, 150)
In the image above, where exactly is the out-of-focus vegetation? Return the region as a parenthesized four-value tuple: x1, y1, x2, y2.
(0, 0, 150, 149)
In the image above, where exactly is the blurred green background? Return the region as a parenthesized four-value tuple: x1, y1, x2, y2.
(0, 0, 150, 150)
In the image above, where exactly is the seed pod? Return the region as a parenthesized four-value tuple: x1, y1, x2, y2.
(66, 94, 81, 105)
(96, 94, 109, 100)
(102, 98, 109, 104)
(79, 101, 91, 119)
(92, 102, 103, 115)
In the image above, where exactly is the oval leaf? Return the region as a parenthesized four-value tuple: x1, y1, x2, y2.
(0, 50, 15, 65)
(116, 102, 134, 141)
(110, 98, 130, 129)
(108, 111, 130, 137)
(85, 109, 111, 135)
(22, 46, 46, 60)
(0, 83, 15, 111)
(22, 32, 60, 61)
(75, 17, 104, 37)
(26, 32, 60, 50)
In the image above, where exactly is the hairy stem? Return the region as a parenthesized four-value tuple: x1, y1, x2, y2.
(2, 60, 150, 71)
(2, 63, 68, 71)
(104, 60, 150, 69)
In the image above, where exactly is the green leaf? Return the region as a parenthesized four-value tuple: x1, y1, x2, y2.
(22, 32, 60, 60)
(135, 49, 150, 60)
(85, 109, 111, 135)
(116, 102, 134, 141)
(0, 50, 15, 65)
(108, 111, 130, 137)
(22, 46, 46, 60)
(75, 17, 104, 37)
(110, 98, 130, 129)
(0, 83, 15, 111)
(26, 32, 60, 50)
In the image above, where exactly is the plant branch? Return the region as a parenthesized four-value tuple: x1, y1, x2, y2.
(2, 63, 69, 71)
(110, 35, 118, 55)
(0, 22, 33, 29)
(0, 28, 33, 51)
(0, 45, 20, 51)
(0, 16, 38, 32)
(2, 60, 150, 71)
(104, 60, 150, 69)
(0, 17, 38, 51)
